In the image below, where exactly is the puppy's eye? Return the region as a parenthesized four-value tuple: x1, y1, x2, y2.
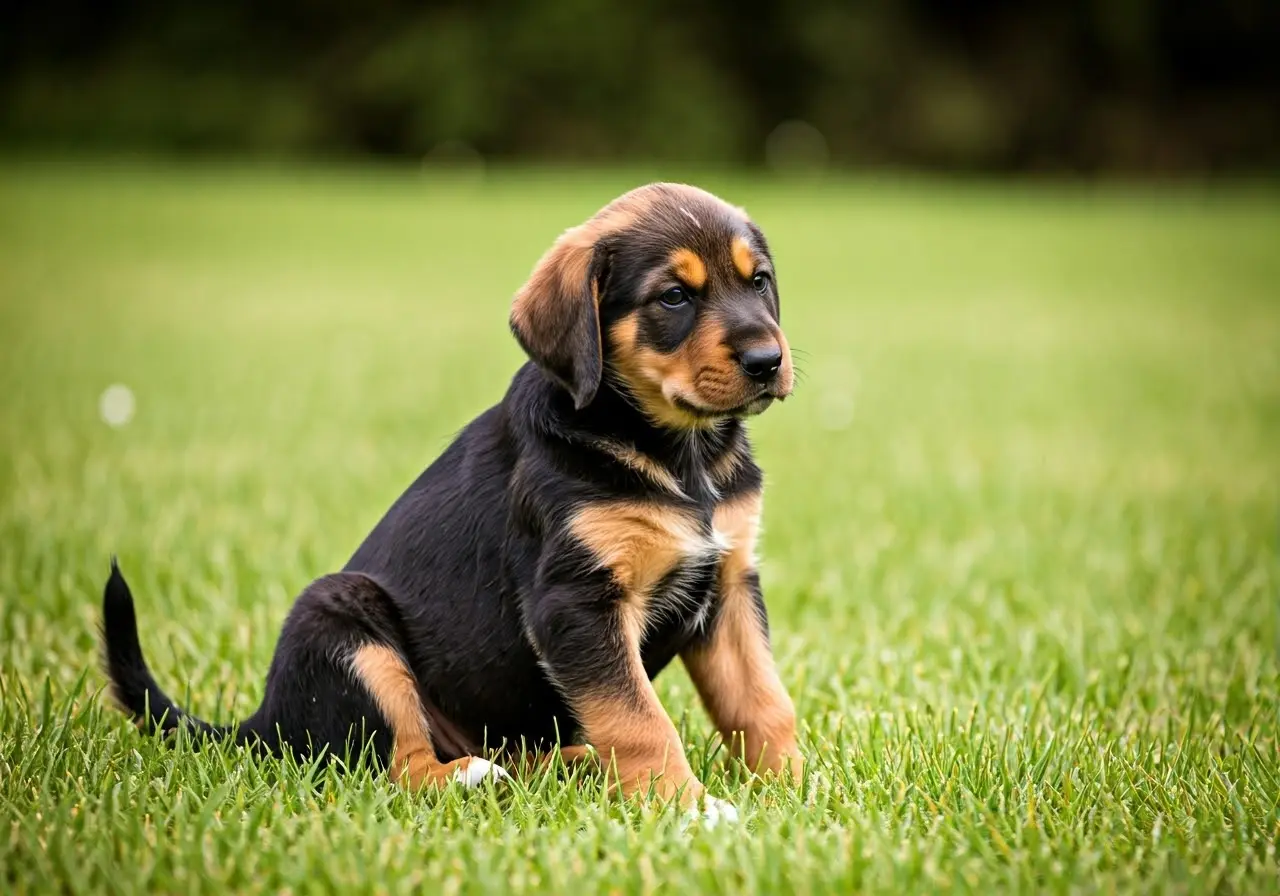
(752, 272, 771, 294)
(660, 286, 691, 309)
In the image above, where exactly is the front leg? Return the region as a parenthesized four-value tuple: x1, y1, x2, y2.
(528, 574, 701, 804)
(682, 491, 803, 779)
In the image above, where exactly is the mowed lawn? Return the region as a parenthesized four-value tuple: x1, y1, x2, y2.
(1, 160, 1277, 894)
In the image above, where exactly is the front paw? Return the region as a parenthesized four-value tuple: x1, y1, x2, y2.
(699, 794, 740, 827)
(681, 793, 741, 830)
(451, 757, 511, 788)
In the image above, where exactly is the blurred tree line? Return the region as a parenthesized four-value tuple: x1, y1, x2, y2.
(4, 0, 1277, 173)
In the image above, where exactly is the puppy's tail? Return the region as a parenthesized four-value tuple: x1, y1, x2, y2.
(101, 557, 224, 738)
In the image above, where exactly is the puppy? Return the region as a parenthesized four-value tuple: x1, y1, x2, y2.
(102, 182, 803, 816)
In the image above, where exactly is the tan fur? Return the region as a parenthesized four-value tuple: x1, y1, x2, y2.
(510, 201, 641, 336)
(688, 328, 750, 408)
(730, 236, 757, 280)
(593, 438, 685, 498)
(683, 492, 802, 778)
(350, 644, 489, 789)
(609, 316, 709, 429)
(509, 236, 597, 336)
(708, 440, 747, 492)
(669, 248, 708, 291)
(575, 684, 699, 802)
(774, 327, 795, 396)
(568, 500, 706, 603)
(609, 315, 750, 430)
(565, 498, 714, 801)
(509, 195, 651, 406)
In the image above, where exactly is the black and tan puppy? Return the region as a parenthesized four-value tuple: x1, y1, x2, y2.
(101, 182, 803, 819)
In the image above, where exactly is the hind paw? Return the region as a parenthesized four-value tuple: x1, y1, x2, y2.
(451, 757, 511, 788)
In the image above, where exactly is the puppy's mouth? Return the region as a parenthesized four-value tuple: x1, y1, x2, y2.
(675, 390, 778, 420)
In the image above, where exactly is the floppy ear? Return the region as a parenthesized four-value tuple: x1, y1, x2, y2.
(509, 227, 608, 410)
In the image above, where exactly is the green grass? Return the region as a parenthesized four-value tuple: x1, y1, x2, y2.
(1, 159, 1278, 894)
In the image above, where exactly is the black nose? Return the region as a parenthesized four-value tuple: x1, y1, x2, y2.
(738, 344, 783, 383)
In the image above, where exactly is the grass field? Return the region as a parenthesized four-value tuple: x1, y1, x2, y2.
(1, 159, 1277, 894)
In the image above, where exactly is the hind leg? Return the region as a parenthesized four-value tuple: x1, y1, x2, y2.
(244, 572, 508, 789)
(348, 642, 508, 789)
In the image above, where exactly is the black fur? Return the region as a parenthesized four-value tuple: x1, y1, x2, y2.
(101, 183, 787, 775)
(102, 556, 221, 738)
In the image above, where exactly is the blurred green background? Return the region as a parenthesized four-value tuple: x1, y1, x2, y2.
(5, 0, 1278, 173)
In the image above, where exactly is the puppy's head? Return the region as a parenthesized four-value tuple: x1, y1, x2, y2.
(511, 183, 793, 428)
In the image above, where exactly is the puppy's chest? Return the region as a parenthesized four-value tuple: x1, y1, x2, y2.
(569, 498, 731, 634)
(643, 525, 724, 635)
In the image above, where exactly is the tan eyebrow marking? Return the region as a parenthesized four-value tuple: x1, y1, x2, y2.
(730, 236, 756, 280)
(669, 248, 708, 291)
